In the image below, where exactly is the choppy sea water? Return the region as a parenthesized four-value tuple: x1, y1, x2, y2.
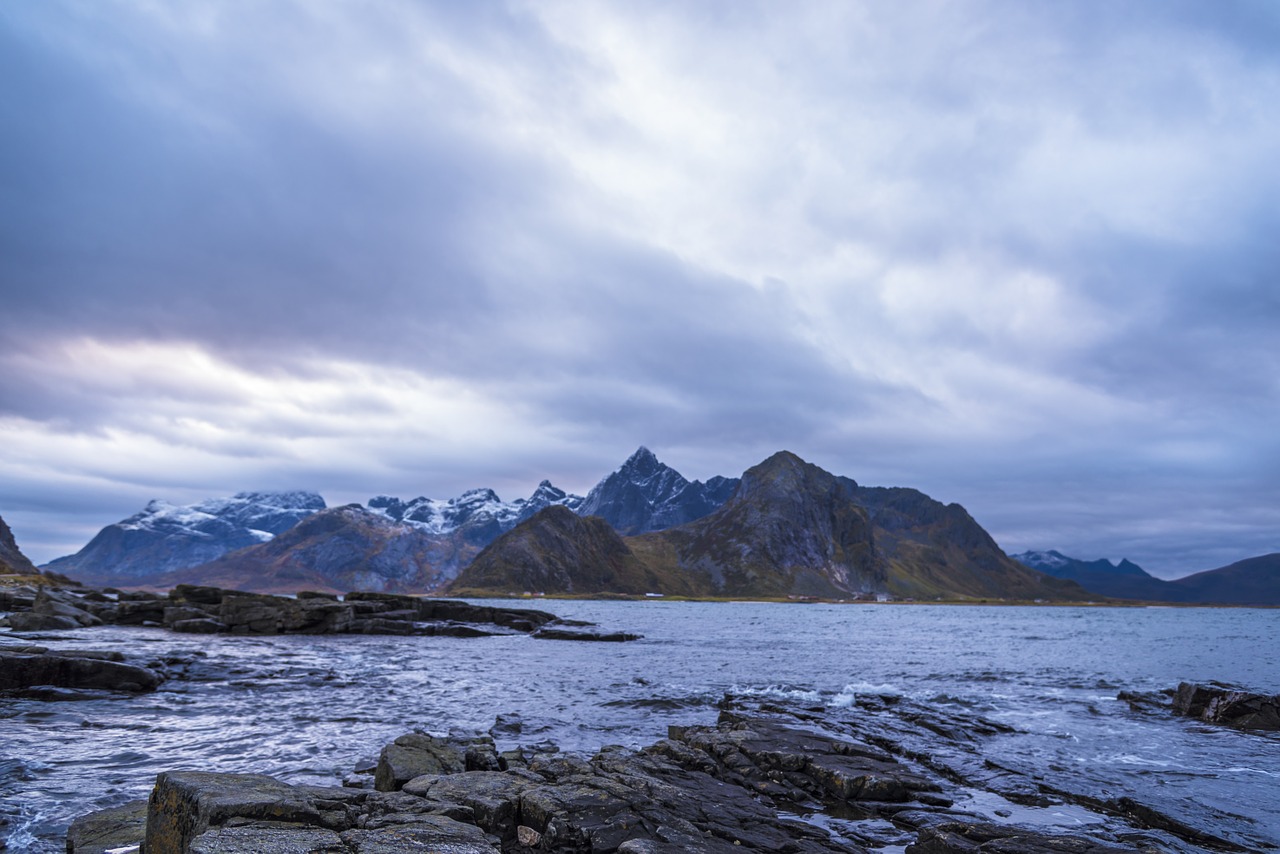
(2, 602, 1278, 852)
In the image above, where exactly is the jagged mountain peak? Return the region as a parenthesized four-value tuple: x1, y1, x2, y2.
(623, 446, 659, 468)
(578, 448, 738, 536)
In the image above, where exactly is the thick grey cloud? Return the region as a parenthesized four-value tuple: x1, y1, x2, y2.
(2, 1, 1277, 576)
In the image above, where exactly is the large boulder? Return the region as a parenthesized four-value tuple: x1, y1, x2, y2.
(374, 733, 498, 792)
(141, 771, 365, 853)
(1173, 682, 1280, 731)
(0, 649, 161, 693)
(66, 799, 149, 853)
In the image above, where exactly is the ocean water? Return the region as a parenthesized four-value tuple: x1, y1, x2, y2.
(2, 601, 1278, 851)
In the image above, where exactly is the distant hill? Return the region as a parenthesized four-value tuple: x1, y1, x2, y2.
(1014, 550, 1280, 605)
(1171, 554, 1280, 605)
(0, 513, 42, 577)
(41, 491, 327, 586)
(1011, 550, 1175, 601)
(453, 451, 1091, 602)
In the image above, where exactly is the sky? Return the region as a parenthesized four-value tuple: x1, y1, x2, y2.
(2, 1, 1278, 578)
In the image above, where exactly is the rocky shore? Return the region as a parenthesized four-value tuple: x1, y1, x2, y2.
(0, 583, 638, 698)
(63, 691, 1265, 854)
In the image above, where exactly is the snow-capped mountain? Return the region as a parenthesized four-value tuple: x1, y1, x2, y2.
(41, 491, 326, 584)
(368, 481, 584, 540)
(576, 447, 739, 535)
(1012, 550, 1151, 579)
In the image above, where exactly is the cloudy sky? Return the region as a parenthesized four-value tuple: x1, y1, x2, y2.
(2, 1, 1278, 577)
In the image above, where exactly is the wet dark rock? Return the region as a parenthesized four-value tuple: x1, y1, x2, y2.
(375, 733, 498, 792)
(0, 584, 37, 610)
(0, 649, 162, 693)
(904, 820, 1134, 852)
(164, 605, 215, 624)
(115, 598, 168, 626)
(27, 587, 102, 627)
(6, 611, 82, 631)
(533, 625, 644, 642)
(142, 771, 367, 853)
(65, 798, 149, 853)
(1172, 681, 1280, 731)
(166, 584, 225, 606)
(2, 582, 626, 642)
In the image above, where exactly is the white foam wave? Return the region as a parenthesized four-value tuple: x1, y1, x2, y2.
(829, 682, 902, 708)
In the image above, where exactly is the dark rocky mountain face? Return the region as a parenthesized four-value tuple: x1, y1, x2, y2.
(632, 451, 886, 598)
(576, 447, 740, 535)
(41, 492, 326, 586)
(165, 505, 459, 595)
(0, 513, 42, 577)
(458, 451, 1090, 602)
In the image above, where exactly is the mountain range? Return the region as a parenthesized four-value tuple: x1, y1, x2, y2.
(36, 448, 733, 592)
(25, 447, 1280, 604)
(1014, 549, 1280, 606)
(42, 491, 328, 586)
(452, 451, 1090, 602)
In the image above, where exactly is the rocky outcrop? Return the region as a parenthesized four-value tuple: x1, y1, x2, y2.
(0, 513, 41, 577)
(0, 646, 162, 695)
(70, 696, 1235, 853)
(0, 583, 638, 652)
(1173, 682, 1280, 731)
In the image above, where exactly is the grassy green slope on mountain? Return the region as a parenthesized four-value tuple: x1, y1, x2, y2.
(450, 505, 701, 596)
(856, 487, 1093, 601)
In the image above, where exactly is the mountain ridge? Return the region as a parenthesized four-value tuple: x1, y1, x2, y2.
(1014, 549, 1280, 605)
(454, 451, 1091, 602)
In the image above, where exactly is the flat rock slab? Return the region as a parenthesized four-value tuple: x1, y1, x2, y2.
(66, 798, 148, 854)
(0, 650, 161, 693)
(189, 824, 348, 853)
(340, 817, 499, 853)
(144, 771, 328, 852)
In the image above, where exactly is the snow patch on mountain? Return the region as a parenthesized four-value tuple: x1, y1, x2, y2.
(368, 481, 584, 536)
